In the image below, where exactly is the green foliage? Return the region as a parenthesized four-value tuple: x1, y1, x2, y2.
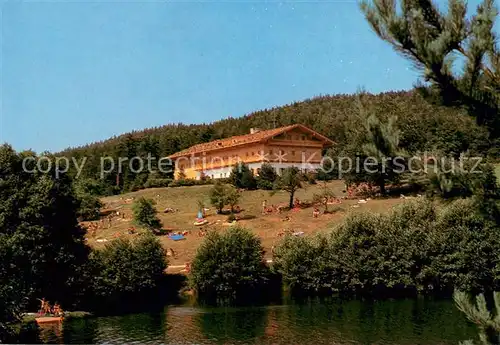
(360, 0, 500, 139)
(209, 182, 227, 213)
(225, 185, 241, 213)
(409, 153, 500, 200)
(256, 163, 277, 190)
(76, 193, 102, 221)
(189, 226, 269, 303)
(209, 182, 241, 213)
(313, 182, 336, 212)
(73, 180, 104, 221)
(0, 145, 90, 313)
(132, 197, 162, 230)
(454, 291, 500, 345)
(88, 235, 167, 303)
(273, 198, 500, 296)
(229, 163, 257, 190)
(56, 90, 493, 195)
(273, 167, 303, 209)
(143, 178, 173, 189)
(343, 95, 407, 193)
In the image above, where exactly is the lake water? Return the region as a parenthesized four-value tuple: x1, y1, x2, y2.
(39, 298, 478, 344)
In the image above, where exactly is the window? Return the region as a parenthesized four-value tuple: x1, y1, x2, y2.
(292, 150, 295, 156)
(270, 149, 273, 155)
(279, 149, 284, 155)
(252, 152, 255, 156)
(302, 135, 306, 140)
(246, 152, 249, 157)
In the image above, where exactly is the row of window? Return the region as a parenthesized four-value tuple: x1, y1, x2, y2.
(280, 134, 309, 141)
(201, 166, 315, 179)
(178, 150, 313, 170)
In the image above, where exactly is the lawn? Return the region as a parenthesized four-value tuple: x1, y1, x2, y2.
(82, 180, 407, 269)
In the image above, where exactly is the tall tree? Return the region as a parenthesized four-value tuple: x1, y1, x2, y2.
(361, 111, 406, 195)
(360, 0, 500, 138)
(0, 145, 90, 324)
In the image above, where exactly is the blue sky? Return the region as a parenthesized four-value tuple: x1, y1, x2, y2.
(0, 0, 487, 152)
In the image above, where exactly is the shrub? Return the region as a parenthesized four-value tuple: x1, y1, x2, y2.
(76, 193, 103, 221)
(229, 163, 257, 190)
(272, 234, 333, 295)
(88, 235, 167, 305)
(209, 182, 241, 213)
(168, 179, 196, 187)
(144, 178, 172, 189)
(256, 177, 274, 190)
(225, 185, 241, 213)
(73, 178, 104, 220)
(273, 167, 303, 209)
(273, 198, 500, 296)
(132, 197, 162, 230)
(427, 199, 500, 294)
(257, 163, 277, 189)
(209, 182, 227, 213)
(189, 226, 269, 303)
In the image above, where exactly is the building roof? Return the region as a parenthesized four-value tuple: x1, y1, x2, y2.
(168, 124, 334, 159)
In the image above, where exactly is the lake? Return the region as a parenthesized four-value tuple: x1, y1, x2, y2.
(38, 298, 478, 344)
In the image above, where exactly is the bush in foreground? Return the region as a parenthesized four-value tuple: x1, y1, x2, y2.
(87, 234, 167, 308)
(189, 226, 269, 304)
(273, 198, 500, 296)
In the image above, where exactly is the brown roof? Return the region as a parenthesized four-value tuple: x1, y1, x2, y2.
(168, 124, 334, 159)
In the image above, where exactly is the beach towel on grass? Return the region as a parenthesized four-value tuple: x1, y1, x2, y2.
(169, 234, 185, 241)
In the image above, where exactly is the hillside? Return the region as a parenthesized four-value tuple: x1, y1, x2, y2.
(83, 180, 406, 269)
(59, 90, 494, 194)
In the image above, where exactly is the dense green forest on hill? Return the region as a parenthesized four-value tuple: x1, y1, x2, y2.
(57, 90, 497, 194)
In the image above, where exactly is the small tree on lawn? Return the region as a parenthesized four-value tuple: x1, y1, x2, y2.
(209, 182, 227, 213)
(256, 163, 277, 190)
(225, 185, 241, 213)
(313, 181, 336, 212)
(229, 163, 256, 190)
(274, 167, 303, 209)
(132, 197, 162, 230)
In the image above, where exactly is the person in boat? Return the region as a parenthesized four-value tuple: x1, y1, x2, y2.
(39, 298, 52, 315)
(52, 302, 63, 317)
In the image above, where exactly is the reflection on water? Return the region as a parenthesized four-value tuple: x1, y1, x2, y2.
(40, 298, 478, 344)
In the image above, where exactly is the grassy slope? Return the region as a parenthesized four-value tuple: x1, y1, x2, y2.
(82, 181, 405, 269)
(496, 163, 500, 184)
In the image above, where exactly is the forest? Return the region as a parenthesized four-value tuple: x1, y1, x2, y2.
(54, 90, 498, 195)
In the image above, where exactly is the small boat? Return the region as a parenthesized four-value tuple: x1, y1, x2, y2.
(35, 316, 63, 324)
